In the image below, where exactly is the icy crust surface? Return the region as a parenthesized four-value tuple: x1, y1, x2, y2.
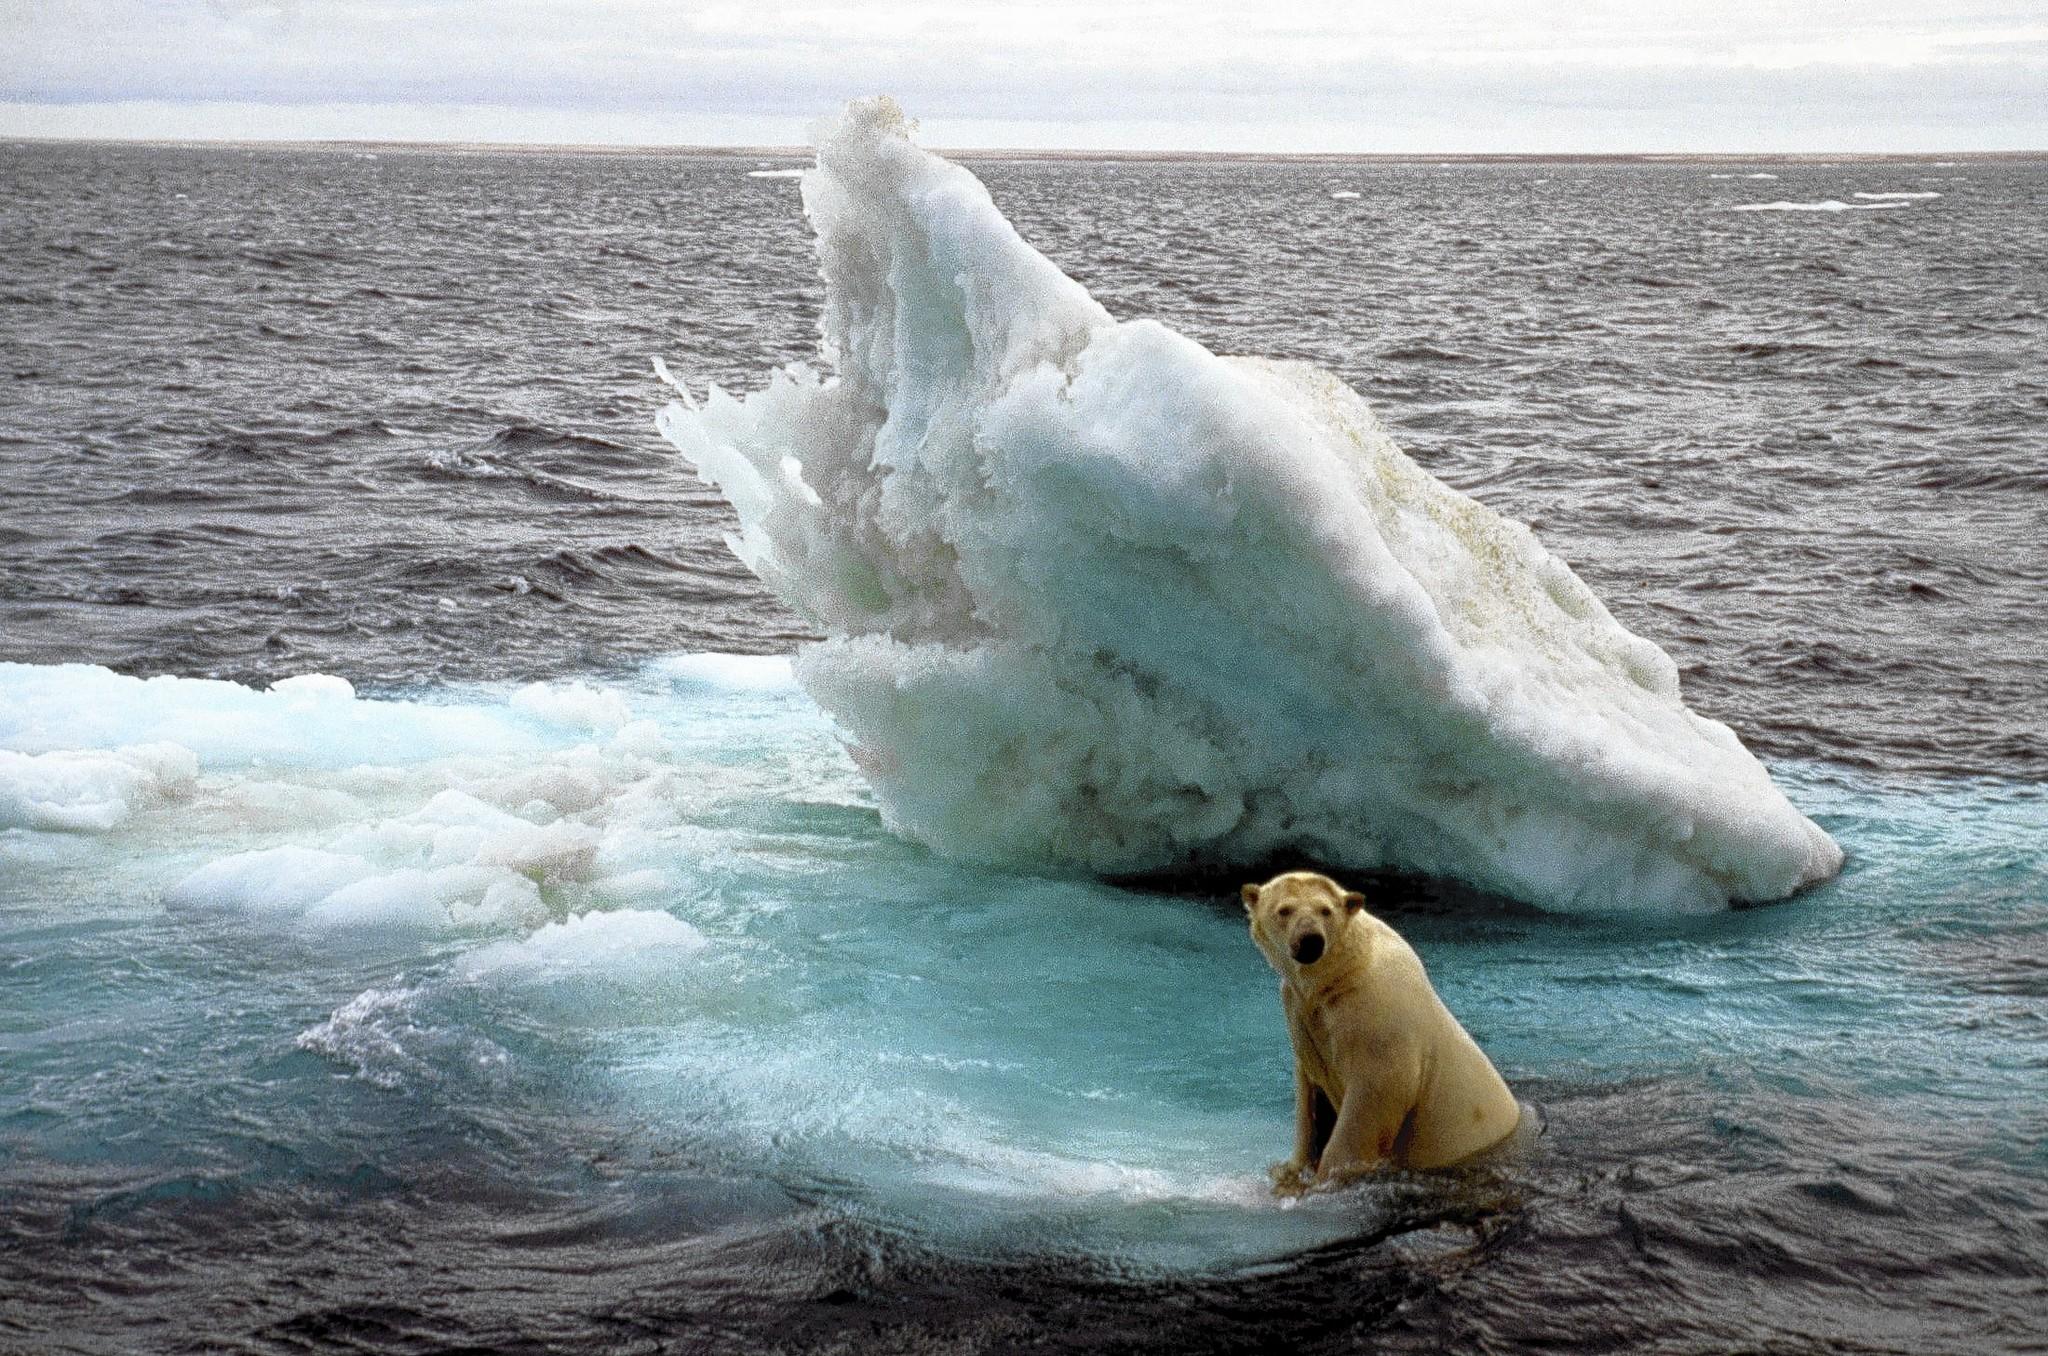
(657, 97, 1843, 912)
(0, 661, 686, 933)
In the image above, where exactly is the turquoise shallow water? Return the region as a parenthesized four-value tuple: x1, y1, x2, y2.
(4, 657, 2041, 1305)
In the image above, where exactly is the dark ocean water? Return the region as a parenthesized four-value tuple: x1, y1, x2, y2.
(1, 142, 2044, 1354)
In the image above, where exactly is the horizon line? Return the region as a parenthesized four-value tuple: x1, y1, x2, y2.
(7, 132, 2046, 163)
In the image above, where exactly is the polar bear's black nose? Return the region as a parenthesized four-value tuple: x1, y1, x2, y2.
(1292, 934, 1325, 965)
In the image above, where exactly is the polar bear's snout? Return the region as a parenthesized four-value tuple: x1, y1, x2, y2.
(1290, 931, 1327, 965)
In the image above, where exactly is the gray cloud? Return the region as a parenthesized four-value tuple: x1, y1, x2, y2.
(3, 0, 2044, 148)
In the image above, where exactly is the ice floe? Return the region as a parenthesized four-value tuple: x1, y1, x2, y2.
(656, 97, 1843, 911)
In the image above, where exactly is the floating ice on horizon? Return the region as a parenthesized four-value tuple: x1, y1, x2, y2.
(656, 97, 1844, 911)
(746, 168, 806, 179)
(1854, 191, 1941, 201)
(1730, 199, 1907, 212)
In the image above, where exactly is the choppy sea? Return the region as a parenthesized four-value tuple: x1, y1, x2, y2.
(1, 142, 2044, 1353)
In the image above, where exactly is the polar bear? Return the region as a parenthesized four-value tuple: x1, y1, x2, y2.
(1243, 870, 1520, 1189)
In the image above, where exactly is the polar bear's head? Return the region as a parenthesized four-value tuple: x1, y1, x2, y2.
(1242, 870, 1367, 971)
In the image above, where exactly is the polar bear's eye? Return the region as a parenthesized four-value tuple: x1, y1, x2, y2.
(1276, 906, 1294, 919)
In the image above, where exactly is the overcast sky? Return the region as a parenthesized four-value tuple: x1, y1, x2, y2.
(3, 1, 2044, 152)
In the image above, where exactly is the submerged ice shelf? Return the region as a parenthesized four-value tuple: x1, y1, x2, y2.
(0, 655, 2036, 1269)
(0, 656, 1375, 1263)
(657, 98, 1842, 913)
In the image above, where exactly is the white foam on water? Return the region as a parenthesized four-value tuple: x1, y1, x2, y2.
(1329, 189, 1361, 200)
(295, 984, 512, 1090)
(746, 168, 806, 179)
(655, 96, 1841, 913)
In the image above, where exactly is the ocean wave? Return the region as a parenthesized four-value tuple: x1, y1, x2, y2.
(1380, 343, 1476, 362)
(294, 984, 511, 1090)
(422, 427, 651, 502)
(656, 97, 1841, 912)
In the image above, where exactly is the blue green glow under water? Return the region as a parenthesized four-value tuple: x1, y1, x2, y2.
(1, 657, 2042, 1276)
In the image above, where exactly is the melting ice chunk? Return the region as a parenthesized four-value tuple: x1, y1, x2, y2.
(0, 743, 197, 832)
(655, 97, 1843, 912)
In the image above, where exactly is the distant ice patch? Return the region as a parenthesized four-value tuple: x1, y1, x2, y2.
(1854, 191, 1941, 201)
(1731, 199, 1909, 212)
(655, 96, 1843, 912)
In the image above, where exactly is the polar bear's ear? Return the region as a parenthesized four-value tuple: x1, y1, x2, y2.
(1342, 891, 1366, 913)
(1240, 883, 1261, 913)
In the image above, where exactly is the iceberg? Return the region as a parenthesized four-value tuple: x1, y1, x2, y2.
(656, 97, 1843, 912)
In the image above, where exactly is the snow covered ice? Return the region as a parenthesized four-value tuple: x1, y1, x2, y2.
(0, 661, 697, 934)
(657, 97, 1843, 912)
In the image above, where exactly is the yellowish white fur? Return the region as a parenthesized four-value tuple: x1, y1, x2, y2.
(1243, 870, 1520, 1190)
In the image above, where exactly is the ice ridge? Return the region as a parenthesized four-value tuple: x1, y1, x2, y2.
(656, 97, 1844, 912)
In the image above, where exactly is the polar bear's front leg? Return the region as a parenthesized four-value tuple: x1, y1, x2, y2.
(1316, 1040, 1421, 1184)
(1268, 1061, 1318, 1194)
(1316, 1091, 1413, 1184)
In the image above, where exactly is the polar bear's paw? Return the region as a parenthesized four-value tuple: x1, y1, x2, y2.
(1267, 1159, 1312, 1196)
